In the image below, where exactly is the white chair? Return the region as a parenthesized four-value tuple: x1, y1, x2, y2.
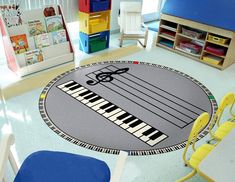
(118, 2, 148, 47)
(0, 133, 128, 182)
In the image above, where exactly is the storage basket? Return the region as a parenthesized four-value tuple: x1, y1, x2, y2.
(208, 35, 229, 45)
(89, 37, 107, 53)
(91, 0, 110, 12)
(89, 19, 107, 33)
(202, 55, 223, 65)
(182, 27, 204, 39)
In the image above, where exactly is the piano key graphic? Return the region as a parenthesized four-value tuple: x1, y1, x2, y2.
(57, 80, 168, 146)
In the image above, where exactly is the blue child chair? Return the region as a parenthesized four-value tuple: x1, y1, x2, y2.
(0, 133, 128, 182)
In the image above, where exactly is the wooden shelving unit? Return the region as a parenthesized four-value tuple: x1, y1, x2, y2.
(156, 14, 235, 70)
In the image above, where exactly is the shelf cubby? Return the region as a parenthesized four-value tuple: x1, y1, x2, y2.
(156, 14, 235, 70)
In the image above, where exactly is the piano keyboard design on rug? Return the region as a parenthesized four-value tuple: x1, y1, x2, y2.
(57, 80, 168, 147)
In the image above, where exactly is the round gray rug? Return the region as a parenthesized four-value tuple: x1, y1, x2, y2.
(39, 61, 217, 155)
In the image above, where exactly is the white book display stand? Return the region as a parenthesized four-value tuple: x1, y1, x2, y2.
(0, 5, 74, 77)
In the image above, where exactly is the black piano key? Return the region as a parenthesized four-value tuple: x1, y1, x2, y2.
(79, 90, 92, 97)
(129, 119, 142, 128)
(84, 93, 96, 100)
(149, 131, 163, 140)
(64, 81, 76, 88)
(100, 102, 112, 110)
(69, 84, 81, 91)
(117, 112, 130, 120)
(142, 127, 156, 136)
(89, 96, 102, 103)
(105, 105, 118, 113)
(123, 116, 136, 124)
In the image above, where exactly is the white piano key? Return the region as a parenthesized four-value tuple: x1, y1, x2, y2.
(67, 87, 84, 95)
(103, 108, 121, 118)
(86, 98, 104, 107)
(109, 111, 126, 122)
(140, 130, 158, 142)
(81, 99, 90, 104)
(57, 80, 74, 89)
(92, 101, 109, 111)
(127, 122, 146, 133)
(147, 134, 167, 146)
(114, 115, 132, 126)
(71, 88, 86, 97)
(120, 119, 138, 129)
(133, 125, 151, 138)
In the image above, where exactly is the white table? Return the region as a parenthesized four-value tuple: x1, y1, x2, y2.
(199, 128, 235, 182)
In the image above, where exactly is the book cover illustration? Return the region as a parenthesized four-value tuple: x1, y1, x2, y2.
(34, 33, 50, 48)
(25, 49, 44, 66)
(0, 4, 22, 27)
(44, 7, 56, 17)
(28, 19, 46, 36)
(10, 34, 29, 54)
(45, 15, 64, 32)
(51, 29, 67, 44)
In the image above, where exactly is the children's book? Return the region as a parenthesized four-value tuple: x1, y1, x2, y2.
(51, 29, 67, 44)
(45, 15, 63, 32)
(34, 33, 50, 48)
(25, 49, 44, 65)
(10, 34, 29, 54)
(28, 19, 46, 36)
(0, 4, 22, 27)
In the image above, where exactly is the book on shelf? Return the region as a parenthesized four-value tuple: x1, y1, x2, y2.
(0, 4, 22, 27)
(51, 29, 67, 44)
(28, 19, 47, 36)
(45, 15, 64, 32)
(10, 34, 29, 54)
(34, 33, 50, 48)
(25, 49, 44, 66)
(160, 25, 176, 32)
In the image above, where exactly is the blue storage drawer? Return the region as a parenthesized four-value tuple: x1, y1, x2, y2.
(79, 31, 110, 53)
(91, 0, 110, 12)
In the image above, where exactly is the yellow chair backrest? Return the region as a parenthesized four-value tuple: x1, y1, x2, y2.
(212, 92, 235, 127)
(183, 112, 210, 165)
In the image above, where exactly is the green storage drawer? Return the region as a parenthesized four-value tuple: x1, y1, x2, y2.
(89, 37, 107, 53)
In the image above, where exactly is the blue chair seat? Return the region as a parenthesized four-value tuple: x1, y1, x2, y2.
(14, 151, 111, 182)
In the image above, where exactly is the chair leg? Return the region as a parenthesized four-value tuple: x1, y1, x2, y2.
(176, 169, 197, 182)
(119, 32, 124, 47)
(143, 28, 149, 48)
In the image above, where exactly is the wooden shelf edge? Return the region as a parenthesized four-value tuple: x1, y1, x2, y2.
(158, 34, 175, 41)
(177, 33, 205, 44)
(206, 40, 229, 48)
(156, 43, 174, 51)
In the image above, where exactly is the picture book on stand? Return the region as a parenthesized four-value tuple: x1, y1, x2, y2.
(0, 4, 22, 27)
(25, 49, 44, 65)
(10, 34, 29, 54)
(51, 29, 67, 44)
(34, 33, 51, 48)
(28, 19, 47, 36)
(45, 15, 63, 32)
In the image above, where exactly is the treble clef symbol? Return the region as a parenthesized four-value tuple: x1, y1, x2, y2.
(86, 67, 129, 86)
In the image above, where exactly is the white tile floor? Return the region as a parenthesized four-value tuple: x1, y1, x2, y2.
(1, 23, 235, 181)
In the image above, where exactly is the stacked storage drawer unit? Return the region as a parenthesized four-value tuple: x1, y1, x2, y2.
(79, 0, 111, 53)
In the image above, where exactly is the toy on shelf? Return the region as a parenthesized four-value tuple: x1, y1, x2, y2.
(0, 5, 74, 76)
(78, 0, 111, 54)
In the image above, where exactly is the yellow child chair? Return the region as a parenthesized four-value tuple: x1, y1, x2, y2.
(177, 113, 215, 182)
(209, 92, 235, 142)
